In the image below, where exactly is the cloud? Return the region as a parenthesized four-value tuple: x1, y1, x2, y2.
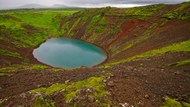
(0, 0, 189, 9)
(57, 0, 190, 5)
(69, 3, 148, 8)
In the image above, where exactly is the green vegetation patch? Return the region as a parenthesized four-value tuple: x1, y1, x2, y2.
(0, 64, 50, 76)
(30, 76, 111, 106)
(162, 97, 190, 107)
(112, 23, 158, 56)
(86, 15, 101, 31)
(163, 2, 190, 20)
(94, 17, 106, 33)
(0, 63, 66, 76)
(33, 96, 55, 107)
(0, 99, 6, 106)
(106, 39, 190, 66)
(125, 4, 165, 20)
(170, 59, 190, 67)
(0, 49, 22, 58)
(27, 64, 49, 70)
(0, 9, 79, 48)
(68, 18, 81, 35)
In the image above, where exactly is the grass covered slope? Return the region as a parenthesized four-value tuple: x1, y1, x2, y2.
(0, 9, 78, 65)
(0, 2, 190, 107)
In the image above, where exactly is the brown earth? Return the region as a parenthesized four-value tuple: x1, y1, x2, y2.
(107, 52, 190, 106)
(0, 67, 102, 99)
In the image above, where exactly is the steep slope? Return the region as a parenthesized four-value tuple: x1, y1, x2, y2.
(0, 2, 190, 107)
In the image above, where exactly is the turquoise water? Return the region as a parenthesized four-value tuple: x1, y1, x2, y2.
(33, 38, 107, 68)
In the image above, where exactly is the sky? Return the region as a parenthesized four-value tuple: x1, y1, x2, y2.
(0, 0, 190, 9)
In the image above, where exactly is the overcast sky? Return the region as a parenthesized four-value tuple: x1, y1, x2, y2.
(0, 0, 190, 9)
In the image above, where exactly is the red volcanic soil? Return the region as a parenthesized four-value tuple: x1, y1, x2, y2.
(106, 19, 145, 47)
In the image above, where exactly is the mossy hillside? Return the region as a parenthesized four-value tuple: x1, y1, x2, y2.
(163, 2, 190, 20)
(0, 4, 184, 49)
(90, 15, 124, 42)
(66, 8, 120, 42)
(67, 18, 81, 36)
(33, 96, 55, 107)
(73, 7, 111, 17)
(101, 4, 165, 20)
(94, 17, 106, 33)
(0, 64, 64, 76)
(65, 10, 103, 38)
(0, 49, 22, 58)
(89, 16, 108, 40)
(86, 15, 101, 31)
(0, 9, 79, 48)
(170, 59, 190, 67)
(106, 39, 190, 66)
(124, 4, 165, 20)
(30, 76, 111, 106)
(1, 3, 189, 49)
(61, 20, 70, 35)
(111, 23, 158, 56)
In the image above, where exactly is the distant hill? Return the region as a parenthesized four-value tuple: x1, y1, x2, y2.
(52, 4, 69, 8)
(18, 4, 79, 9)
(52, 4, 79, 8)
(19, 4, 48, 9)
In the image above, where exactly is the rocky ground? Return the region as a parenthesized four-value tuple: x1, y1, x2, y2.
(107, 52, 190, 106)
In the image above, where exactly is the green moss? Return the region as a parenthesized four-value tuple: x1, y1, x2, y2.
(0, 64, 49, 75)
(86, 15, 101, 31)
(81, 16, 89, 22)
(51, 68, 63, 72)
(94, 17, 106, 33)
(0, 66, 16, 73)
(0, 99, 6, 106)
(107, 39, 190, 66)
(30, 76, 111, 106)
(0, 49, 22, 58)
(160, 19, 169, 26)
(29, 64, 48, 70)
(33, 96, 55, 107)
(30, 83, 67, 95)
(170, 59, 190, 67)
(0, 9, 79, 48)
(163, 2, 190, 20)
(162, 97, 190, 107)
(125, 4, 165, 20)
(183, 102, 190, 107)
(0, 73, 5, 76)
(68, 18, 81, 35)
(62, 20, 70, 34)
(162, 97, 182, 107)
